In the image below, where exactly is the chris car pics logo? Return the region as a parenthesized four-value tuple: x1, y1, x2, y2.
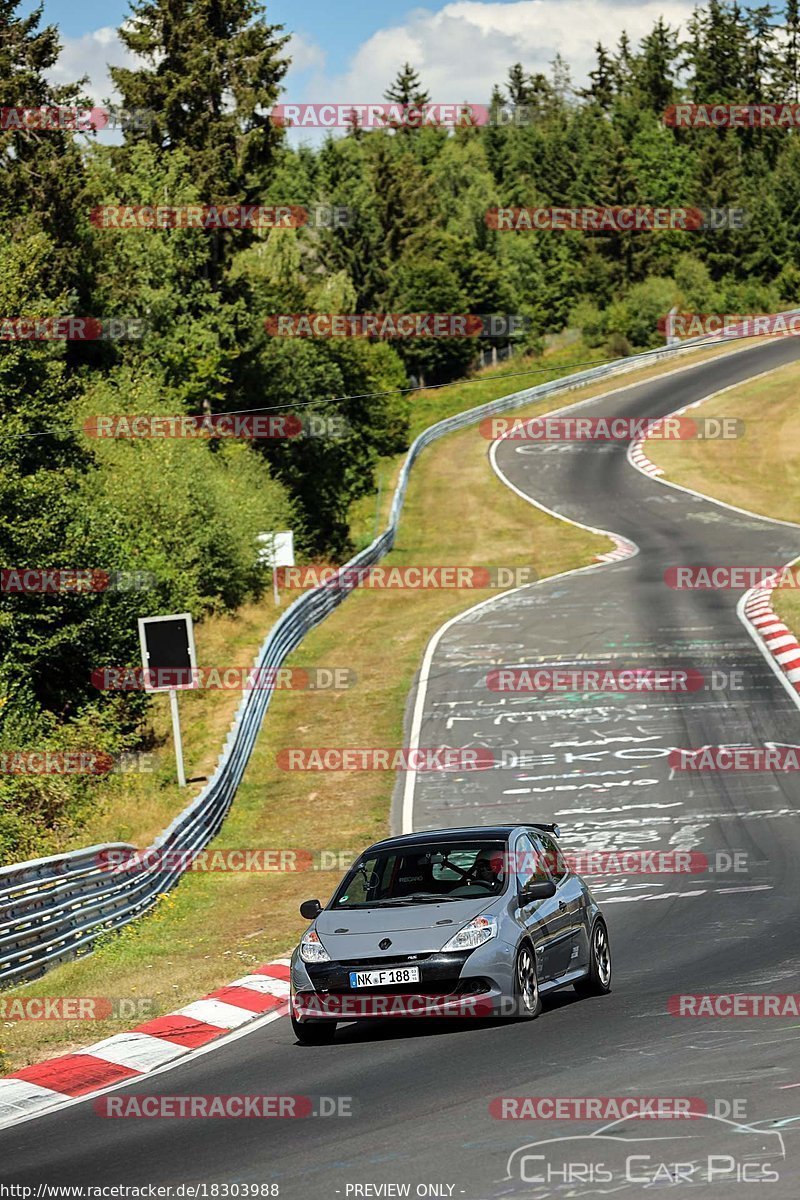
(505, 1114, 785, 1187)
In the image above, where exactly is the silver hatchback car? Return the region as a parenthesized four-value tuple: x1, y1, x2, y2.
(290, 823, 611, 1043)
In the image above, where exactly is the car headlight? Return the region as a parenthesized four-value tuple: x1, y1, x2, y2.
(299, 928, 331, 963)
(441, 914, 497, 952)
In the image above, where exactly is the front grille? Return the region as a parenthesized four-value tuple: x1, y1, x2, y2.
(306, 950, 473, 993)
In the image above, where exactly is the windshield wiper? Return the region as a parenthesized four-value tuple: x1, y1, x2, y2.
(378, 892, 479, 905)
(336, 892, 484, 908)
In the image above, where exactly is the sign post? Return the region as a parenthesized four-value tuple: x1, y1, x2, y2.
(137, 612, 197, 787)
(256, 530, 295, 606)
(168, 689, 186, 788)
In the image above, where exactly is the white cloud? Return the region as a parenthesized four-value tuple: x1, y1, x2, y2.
(49, 27, 138, 104)
(286, 32, 326, 75)
(286, 0, 696, 131)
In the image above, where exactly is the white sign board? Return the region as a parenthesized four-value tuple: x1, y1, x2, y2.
(256, 530, 295, 568)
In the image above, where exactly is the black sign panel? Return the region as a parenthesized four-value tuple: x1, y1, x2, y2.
(138, 613, 196, 691)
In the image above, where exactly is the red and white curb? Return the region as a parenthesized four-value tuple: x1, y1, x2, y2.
(743, 585, 800, 694)
(627, 396, 707, 478)
(628, 442, 664, 477)
(595, 534, 638, 563)
(0, 959, 290, 1128)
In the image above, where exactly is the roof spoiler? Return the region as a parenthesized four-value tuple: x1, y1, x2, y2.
(531, 822, 562, 839)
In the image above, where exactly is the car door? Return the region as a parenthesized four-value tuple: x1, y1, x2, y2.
(513, 832, 572, 982)
(536, 832, 584, 976)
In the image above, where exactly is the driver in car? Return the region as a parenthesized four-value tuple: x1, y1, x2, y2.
(470, 848, 506, 890)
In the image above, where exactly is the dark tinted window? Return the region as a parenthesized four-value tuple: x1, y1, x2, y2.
(534, 832, 568, 882)
(513, 833, 549, 891)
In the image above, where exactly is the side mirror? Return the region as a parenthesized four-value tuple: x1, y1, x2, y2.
(519, 880, 556, 902)
(300, 898, 322, 920)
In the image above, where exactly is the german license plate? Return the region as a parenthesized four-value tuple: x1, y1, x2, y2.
(349, 966, 420, 988)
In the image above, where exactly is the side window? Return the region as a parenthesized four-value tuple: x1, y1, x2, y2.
(514, 833, 549, 892)
(536, 833, 568, 882)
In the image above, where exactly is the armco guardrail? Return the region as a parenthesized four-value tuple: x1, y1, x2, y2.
(0, 330, 752, 986)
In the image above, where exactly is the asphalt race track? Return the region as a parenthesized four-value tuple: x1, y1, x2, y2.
(4, 339, 800, 1197)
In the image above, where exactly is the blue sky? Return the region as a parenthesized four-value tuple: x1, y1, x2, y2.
(37, 0, 428, 75)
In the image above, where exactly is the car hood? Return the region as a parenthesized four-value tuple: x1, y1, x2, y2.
(314, 896, 498, 957)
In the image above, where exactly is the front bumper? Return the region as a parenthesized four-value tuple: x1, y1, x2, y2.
(291, 943, 515, 1020)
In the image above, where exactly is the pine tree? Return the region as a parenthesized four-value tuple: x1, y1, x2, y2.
(111, 0, 290, 201)
(551, 54, 573, 107)
(0, 1, 90, 301)
(579, 43, 618, 111)
(776, 0, 800, 100)
(507, 64, 531, 105)
(616, 31, 633, 88)
(383, 62, 431, 133)
(634, 18, 680, 113)
(683, 0, 747, 103)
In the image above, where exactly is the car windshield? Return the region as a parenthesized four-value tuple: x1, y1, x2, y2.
(330, 841, 509, 907)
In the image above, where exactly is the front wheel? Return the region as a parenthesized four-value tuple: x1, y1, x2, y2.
(291, 1013, 338, 1044)
(513, 943, 542, 1019)
(574, 920, 612, 997)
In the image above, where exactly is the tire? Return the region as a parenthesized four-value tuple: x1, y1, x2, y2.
(512, 942, 542, 1019)
(291, 1013, 338, 1044)
(574, 919, 612, 997)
